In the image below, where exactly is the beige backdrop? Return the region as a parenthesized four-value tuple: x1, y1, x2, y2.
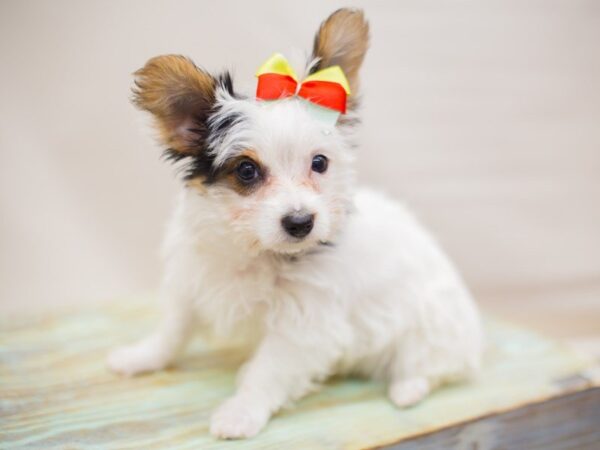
(1, 1, 599, 339)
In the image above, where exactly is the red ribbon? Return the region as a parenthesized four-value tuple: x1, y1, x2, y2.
(256, 73, 348, 114)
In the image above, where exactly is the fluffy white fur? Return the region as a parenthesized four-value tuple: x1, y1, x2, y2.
(108, 11, 483, 440)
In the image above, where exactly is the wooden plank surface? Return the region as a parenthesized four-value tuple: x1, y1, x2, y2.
(0, 300, 597, 449)
(389, 387, 600, 450)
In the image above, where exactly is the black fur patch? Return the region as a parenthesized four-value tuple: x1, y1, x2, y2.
(217, 71, 235, 97)
(162, 147, 217, 182)
(164, 71, 245, 182)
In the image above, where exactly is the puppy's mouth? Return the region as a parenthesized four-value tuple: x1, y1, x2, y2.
(269, 235, 322, 255)
(267, 239, 335, 262)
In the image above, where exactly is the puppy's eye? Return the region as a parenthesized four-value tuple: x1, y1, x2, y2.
(236, 160, 259, 182)
(311, 154, 328, 173)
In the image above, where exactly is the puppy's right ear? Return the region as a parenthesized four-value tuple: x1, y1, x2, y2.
(311, 9, 369, 101)
(132, 55, 218, 156)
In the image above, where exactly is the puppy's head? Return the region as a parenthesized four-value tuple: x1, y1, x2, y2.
(134, 9, 369, 254)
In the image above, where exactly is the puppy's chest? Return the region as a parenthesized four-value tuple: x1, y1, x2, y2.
(194, 255, 282, 332)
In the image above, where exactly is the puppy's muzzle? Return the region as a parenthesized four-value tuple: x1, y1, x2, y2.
(281, 212, 315, 239)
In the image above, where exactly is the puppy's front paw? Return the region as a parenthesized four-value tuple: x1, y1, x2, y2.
(389, 377, 430, 408)
(210, 396, 269, 439)
(106, 339, 168, 377)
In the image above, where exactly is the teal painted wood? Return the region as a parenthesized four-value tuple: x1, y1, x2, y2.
(0, 301, 596, 449)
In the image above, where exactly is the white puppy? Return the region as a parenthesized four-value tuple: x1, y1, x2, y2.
(108, 8, 483, 439)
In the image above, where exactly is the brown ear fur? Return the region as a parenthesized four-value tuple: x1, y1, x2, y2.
(132, 55, 216, 155)
(312, 8, 370, 103)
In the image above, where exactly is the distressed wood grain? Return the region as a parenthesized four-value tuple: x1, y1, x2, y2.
(386, 387, 600, 450)
(0, 301, 597, 449)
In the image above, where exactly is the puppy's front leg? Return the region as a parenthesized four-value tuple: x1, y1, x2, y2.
(210, 332, 336, 439)
(107, 300, 194, 376)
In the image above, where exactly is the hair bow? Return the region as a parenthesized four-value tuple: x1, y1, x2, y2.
(255, 53, 351, 114)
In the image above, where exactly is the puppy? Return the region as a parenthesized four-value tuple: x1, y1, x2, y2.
(108, 8, 483, 439)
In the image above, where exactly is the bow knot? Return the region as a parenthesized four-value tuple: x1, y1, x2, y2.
(255, 53, 351, 114)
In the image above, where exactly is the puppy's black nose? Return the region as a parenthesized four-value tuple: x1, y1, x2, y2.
(281, 213, 315, 238)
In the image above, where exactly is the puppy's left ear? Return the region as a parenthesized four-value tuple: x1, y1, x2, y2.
(132, 55, 225, 157)
(311, 8, 370, 110)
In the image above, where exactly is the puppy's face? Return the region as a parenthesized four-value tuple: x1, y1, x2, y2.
(202, 97, 356, 253)
(133, 9, 369, 254)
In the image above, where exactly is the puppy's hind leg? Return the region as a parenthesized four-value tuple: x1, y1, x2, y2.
(387, 285, 482, 408)
(388, 377, 431, 408)
(107, 300, 195, 377)
(386, 332, 438, 409)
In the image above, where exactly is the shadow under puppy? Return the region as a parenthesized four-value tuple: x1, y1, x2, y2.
(108, 8, 483, 439)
